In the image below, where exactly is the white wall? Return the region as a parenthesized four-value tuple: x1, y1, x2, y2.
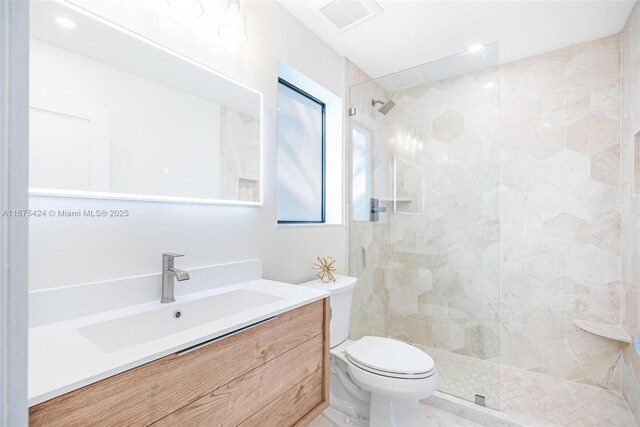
(29, 0, 346, 291)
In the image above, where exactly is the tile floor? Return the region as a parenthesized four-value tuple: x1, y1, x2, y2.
(310, 345, 637, 426)
(308, 403, 493, 427)
(423, 346, 638, 427)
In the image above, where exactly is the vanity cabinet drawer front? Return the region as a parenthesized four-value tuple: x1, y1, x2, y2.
(29, 300, 324, 427)
(239, 370, 323, 427)
(153, 334, 323, 426)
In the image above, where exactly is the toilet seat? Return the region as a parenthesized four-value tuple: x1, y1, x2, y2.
(345, 336, 435, 379)
(346, 356, 436, 379)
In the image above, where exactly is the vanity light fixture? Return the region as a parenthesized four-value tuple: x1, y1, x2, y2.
(467, 43, 484, 53)
(167, 0, 204, 18)
(218, 0, 248, 45)
(55, 16, 76, 29)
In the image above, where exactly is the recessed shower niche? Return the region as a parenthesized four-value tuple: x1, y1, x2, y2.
(394, 157, 424, 215)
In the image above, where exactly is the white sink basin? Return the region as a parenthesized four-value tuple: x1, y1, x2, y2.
(77, 289, 282, 353)
(29, 278, 329, 405)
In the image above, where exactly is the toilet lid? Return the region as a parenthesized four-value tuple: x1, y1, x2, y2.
(345, 336, 435, 377)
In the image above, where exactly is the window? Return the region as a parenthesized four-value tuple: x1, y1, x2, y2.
(277, 78, 326, 223)
(352, 125, 372, 222)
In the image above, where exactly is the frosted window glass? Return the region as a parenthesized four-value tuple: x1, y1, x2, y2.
(352, 126, 371, 221)
(277, 80, 325, 223)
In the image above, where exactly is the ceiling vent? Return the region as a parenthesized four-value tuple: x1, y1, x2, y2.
(319, 0, 383, 31)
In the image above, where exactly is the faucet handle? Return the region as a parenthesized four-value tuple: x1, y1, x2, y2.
(163, 252, 185, 259)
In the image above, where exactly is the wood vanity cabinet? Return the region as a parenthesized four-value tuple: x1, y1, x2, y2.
(29, 299, 330, 427)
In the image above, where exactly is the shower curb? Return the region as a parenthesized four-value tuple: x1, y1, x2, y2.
(422, 391, 552, 427)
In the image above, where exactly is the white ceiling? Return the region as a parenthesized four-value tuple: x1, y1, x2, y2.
(278, 0, 636, 79)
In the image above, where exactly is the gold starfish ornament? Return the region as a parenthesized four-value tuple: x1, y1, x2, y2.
(313, 256, 337, 283)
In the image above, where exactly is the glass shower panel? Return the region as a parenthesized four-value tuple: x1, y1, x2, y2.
(349, 43, 501, 408)
(394, 157, 424, 214)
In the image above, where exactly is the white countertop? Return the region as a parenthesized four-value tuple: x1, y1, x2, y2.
(29, 279, 329, 406)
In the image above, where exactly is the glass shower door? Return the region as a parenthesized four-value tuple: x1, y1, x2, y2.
(348, 44, 501, 408)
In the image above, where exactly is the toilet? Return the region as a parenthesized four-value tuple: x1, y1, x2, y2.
(301, 275, 438, 427)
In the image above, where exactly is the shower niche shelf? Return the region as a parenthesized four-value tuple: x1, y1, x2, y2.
(572, 319, 631, 343)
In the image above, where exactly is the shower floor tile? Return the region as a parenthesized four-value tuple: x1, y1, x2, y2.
(421, 346, 638, 427)
(308, 403, 485, 427)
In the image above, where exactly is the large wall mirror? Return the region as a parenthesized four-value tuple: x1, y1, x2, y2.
(29, 1, 262, 204)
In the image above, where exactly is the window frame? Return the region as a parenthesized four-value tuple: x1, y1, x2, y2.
(277, 77, 327, 224)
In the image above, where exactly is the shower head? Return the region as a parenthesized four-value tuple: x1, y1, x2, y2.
(371, 99, 396, 115)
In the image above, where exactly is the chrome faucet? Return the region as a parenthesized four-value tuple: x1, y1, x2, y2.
(161, 253, 190, 303)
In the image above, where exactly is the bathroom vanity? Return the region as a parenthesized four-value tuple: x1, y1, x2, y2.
(28, 277, 330, 427)
(26, 1, 332, 423)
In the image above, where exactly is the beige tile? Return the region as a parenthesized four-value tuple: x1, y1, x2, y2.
(566, 244, 619, 287)
(349, 29, 634, 425)
(566, 41, 620, 89)
(501, 96, 543, 129)
(421, 345, 637, 426)
(541, 149, 591, 189)
(433, 110, 464, 143)
(566, 114, 619, 156)
(544, 43, 587, 63)
(591, 144, 620, 186)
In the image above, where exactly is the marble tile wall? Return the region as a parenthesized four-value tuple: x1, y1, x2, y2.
(346, 59, 393, 340)
(348, 30, 632, 403)
(499, 35, 623, 390)
(383, 69, 501, 363)
(620, 1, 640, 422)
(348, 60, 502, 367)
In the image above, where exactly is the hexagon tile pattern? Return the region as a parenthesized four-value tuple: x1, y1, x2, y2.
(619, 2, 640, 424)
(433, 110, 464, 143)
(500, 33, 623, 392)
(348, 31, 632, 422)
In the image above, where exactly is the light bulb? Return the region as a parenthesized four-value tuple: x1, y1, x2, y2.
(218, 0, 248, 45)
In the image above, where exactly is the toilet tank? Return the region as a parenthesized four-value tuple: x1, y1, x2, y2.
(300, 275, 358, 348)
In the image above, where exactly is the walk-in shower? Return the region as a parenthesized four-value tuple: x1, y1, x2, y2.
(348, 42, 502, 408)
(348, 32, 639, 425)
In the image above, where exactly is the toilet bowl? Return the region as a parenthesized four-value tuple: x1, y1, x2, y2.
(301, 276, 438, 426)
